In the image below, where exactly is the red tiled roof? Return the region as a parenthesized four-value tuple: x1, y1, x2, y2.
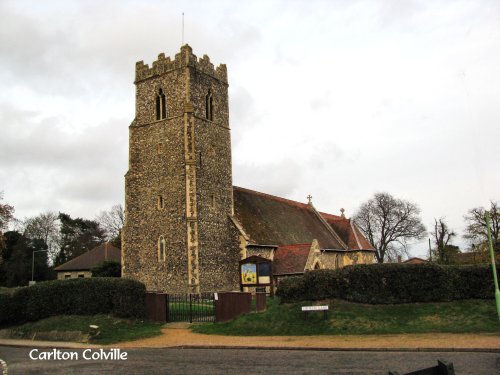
(320, 212, 375, 251)
(54, 243, 121, 271)
(233, 186, 345, 249)
(403, 257, 428, 264)
(451, 251, 500, 264)
(273, 243, 311, 275)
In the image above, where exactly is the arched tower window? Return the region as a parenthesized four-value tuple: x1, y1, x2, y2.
(205, 90, 213, 121)
(156, 88, 167, 120)
(158, 236, 166, 262)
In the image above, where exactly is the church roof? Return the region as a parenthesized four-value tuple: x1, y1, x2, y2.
(273, 243, 312, 275)
(233, 186, 345, 249)
(320, 213, 375, 251)
(54, 243, 121, 272)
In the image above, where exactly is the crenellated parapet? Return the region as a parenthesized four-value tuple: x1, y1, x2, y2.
(135, 44, 228, 83)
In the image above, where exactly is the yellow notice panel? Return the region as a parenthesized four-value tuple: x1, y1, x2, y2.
(241, 263, 257, 284)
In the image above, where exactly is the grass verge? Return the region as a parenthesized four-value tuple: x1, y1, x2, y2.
(192, 298, 500, 336)
(5, 315, 164, 344)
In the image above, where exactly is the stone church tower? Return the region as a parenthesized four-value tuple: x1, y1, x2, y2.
(122, 45, 241, 293)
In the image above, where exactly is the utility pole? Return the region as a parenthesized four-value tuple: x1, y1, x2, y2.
(31, 249, 48, 286)
(485, 211, 500, 321)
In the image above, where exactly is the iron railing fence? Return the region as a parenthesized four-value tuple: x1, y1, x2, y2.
(167, 293, 215, 323)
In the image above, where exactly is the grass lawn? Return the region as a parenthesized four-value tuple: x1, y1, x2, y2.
(6, 315, 164, 344)
(169, 301, 214, 313)
(168, 301, 215, 322)
(192, 298, 500, 336)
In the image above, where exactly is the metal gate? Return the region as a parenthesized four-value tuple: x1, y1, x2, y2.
(166, 293, 215, 323)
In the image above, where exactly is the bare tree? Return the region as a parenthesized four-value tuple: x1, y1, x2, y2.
(22, 212, 60, 265)
(432, 218, 457, 263)
(464, 201, 499, 250)
(95, 204, 124, 242)
(0, 191, 14, 231)
(354, 192, 427, 263)
(0, 191, 15, 253)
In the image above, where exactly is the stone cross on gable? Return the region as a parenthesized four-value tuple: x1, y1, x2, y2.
(307, 195, 312, 204)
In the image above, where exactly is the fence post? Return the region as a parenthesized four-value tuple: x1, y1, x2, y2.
(166, 294, 169, 323)
(189, 293, 193, 323)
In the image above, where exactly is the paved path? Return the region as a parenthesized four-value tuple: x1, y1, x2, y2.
(1, 324, 499, 351)
(115, 324, 500, 351)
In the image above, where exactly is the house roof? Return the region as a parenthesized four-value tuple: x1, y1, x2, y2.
(273, 243, 312, 275)
(54, 243, 121, 272)
(233, 186, 345, 249)
(403, 257, 428, 264)
(320, 212, 375, 251)
(451, 251, 500, 264)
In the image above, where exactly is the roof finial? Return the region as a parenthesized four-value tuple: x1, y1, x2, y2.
(307, 194, 312, 204)
(340, 208, 345, 218)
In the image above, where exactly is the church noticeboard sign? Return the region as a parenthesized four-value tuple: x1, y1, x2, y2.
(239, 255, 272, 287)
(241, 263, 257, 284)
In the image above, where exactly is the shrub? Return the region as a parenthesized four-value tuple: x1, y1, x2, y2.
(91, 261, 121, 277)
(302, 269, 340, 300)
(452, 264, 498, 300)
(278, 263, 500, 304)
(276, 276, 306, 302)
(0, 277, 145, 326)
(0, 292, 25, 325)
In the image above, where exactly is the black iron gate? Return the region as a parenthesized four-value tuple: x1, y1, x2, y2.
(166, 293, 215, 323)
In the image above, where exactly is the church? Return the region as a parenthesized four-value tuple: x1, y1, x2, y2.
(122, 45, 375, 294)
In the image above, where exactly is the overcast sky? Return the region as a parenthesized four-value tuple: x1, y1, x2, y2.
(1, 0, 499, 258)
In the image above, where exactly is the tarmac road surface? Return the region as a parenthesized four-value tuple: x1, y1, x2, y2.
(0, 346, 499, 374)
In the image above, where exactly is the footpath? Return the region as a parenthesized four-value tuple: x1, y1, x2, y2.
(1, 323, 499, 352)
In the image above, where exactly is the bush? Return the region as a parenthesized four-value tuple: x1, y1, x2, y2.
(91, 261, 121, 277)
(0, 292, 25, 325)
(277, 263, 500, 304)
(276, 276, 306, 302)
(0, 278, 145, 326)
(452, 264, 497, 300)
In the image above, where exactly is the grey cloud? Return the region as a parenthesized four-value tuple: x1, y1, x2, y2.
(0, 104, 127, 217)
(0, 105, 127, 170)
(233, 158, 302, 198)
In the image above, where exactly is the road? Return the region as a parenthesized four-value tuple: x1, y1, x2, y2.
(0, 346, 499, 374)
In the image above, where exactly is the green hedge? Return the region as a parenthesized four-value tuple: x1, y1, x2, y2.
(277, 263, 500, 304)
(0, 278, 145, 326)
(0, 292, 25, 325)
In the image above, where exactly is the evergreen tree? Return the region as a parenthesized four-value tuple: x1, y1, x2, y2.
(56, 213, 106, 265)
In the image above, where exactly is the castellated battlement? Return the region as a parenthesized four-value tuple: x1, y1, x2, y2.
(135, 44, 227, 83)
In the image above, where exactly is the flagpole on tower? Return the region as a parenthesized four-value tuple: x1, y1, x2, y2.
(182, 12, 185, 45)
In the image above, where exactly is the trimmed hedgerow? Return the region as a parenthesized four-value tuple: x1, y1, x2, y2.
(277, 270, 341, 302)
(277, 263, 500, 304)
(0, 278, 145, 326)
(0, 292, 25, 325)
(452, 264, 498, 300)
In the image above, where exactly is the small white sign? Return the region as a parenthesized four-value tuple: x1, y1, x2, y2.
(301, 305, 329, 311)
(214, 293, 218, 301)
